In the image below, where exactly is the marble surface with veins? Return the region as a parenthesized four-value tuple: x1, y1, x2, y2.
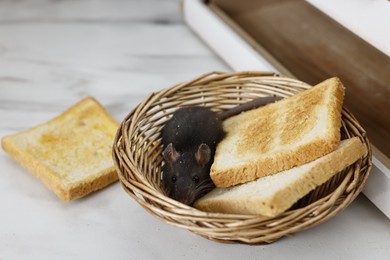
(0, 1, 389, 259)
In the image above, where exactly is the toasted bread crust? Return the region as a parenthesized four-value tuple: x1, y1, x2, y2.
(211, 138, 338, 188)
(195, 137, 366, 216)
(210, 78, 345, 187)
(1, 97, 119, 201)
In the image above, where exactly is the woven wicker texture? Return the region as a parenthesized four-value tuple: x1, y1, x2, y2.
(113, 71, 372, 244)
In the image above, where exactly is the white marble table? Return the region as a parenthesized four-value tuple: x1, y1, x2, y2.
(0, 1, 389, 259)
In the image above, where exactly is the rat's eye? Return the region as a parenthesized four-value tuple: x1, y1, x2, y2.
(192, 175, 199, 183)
(171, 176, 177, 183)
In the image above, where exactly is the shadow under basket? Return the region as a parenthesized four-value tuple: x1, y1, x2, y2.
(112, 71, 372, 244)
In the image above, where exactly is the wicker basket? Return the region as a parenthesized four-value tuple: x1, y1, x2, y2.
(112, 71, 372, 244)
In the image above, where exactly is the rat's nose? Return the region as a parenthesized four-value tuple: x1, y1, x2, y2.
(177, 195, 194, 205)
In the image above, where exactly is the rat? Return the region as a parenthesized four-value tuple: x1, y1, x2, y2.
(161, 96, 281, 205)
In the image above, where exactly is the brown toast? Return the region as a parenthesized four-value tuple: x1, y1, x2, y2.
(210, 77, 345, 187)
(1, 97, 119, 201)
(196, 137, 366, 217)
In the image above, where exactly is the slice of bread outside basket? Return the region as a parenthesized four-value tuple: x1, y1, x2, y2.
(1, 97, 119, 202)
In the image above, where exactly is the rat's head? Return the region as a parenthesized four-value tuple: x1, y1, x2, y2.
(162, 143, 215, 205)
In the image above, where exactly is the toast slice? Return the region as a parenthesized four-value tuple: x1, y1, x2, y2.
(1, 97, 119, 202)
(195, 137, 366, 217)
(210, 77, 345, 187)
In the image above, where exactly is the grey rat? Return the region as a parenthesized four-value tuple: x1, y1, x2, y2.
(161, 96, 281, 205)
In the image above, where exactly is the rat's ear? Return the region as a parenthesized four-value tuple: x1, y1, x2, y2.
(163, 143, 180, 165)
(195, 143, 211, 167)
